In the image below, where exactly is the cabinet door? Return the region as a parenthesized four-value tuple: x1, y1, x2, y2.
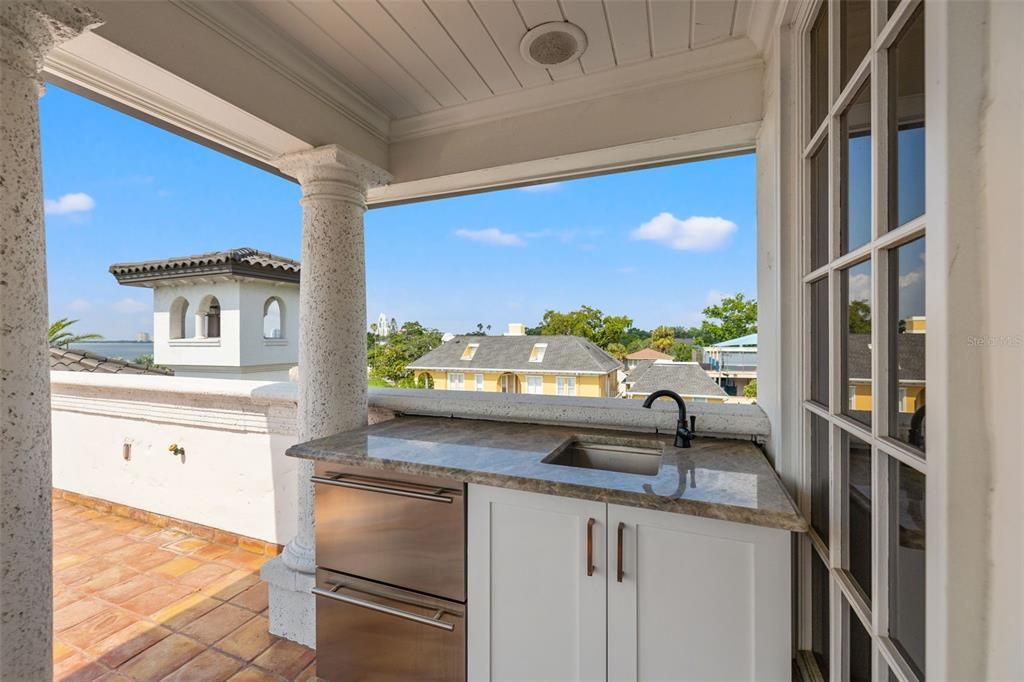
(468, 485, 607, 682)
(608, 505, 791, 682)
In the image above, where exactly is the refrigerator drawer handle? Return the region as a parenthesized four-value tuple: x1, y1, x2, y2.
(311, 475, 454, 503)
(312, 587, 456, 632)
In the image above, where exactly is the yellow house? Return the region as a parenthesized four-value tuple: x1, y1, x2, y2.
(408, 331, 621, 398)
(846, 330, 925, 446)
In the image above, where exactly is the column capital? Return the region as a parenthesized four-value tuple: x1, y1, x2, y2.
(276, 144, 391, 206)
(0, 1, 102, 82)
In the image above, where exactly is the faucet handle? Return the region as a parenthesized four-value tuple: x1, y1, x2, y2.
(689, 415, 696, 434)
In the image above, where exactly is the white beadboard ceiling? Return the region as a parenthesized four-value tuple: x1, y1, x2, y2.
(245, 0, 753, 122)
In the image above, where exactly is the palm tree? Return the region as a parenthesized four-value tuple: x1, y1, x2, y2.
(49, 318, 103, 348)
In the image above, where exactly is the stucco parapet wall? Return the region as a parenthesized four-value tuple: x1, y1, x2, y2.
(48, 375, 769, 440)
(49, 372, 298, 435)
(367, 388, 770, 440)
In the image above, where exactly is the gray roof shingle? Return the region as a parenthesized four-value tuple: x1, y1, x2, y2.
(846, 333, 924, 381)
(110, 248, 300, 286)
(49, 347, 173, 375)
(624, 361, 728, 398)
(408, 335, 621, 374)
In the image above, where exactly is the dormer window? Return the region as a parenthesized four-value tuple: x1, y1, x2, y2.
(461, 343, 479, 361)
(529, 343, 547, 363)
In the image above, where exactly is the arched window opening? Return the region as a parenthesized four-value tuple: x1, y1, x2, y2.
(196, 295, 221, 339)
(263, 297, 284, 339)
(169, 297, 189, 339)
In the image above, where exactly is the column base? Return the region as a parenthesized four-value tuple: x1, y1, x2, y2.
(261, 555, 315, 648)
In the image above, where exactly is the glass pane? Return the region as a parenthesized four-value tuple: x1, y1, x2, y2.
(810, 278, 829, 406)
(810, 143, 830, 269)
(810, 4, 830, 130)
(810, 413, 830, 546)
(842, 80, 872, 253)
(811, 551, 831, 679)
(845, 432, 873, 600)
(889, 6, 925, 229)
(841, 0, 872, 87)
(887, 0, 902, 20)
(890, 237, 926, 452)
(842, 261, 873, 426)
(890, 460, 926, 678)
(847, 599, 872, 682)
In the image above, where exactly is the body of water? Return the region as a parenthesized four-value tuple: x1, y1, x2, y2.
(69, 341, 154, 362)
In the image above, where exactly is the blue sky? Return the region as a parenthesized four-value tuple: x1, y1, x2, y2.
(41, 84, 756, 339)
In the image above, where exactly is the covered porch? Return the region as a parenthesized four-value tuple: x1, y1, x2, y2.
(1, 0, 1021, 680)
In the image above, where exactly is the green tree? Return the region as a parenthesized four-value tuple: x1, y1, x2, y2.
(695, 293, 758, 345)
(650, 326, 675, 352)
(530, 306, 633, 351)
(48, 318, 102, 348)
(466, 323, 491, 336)
(670, 341, 694, 362)
(605, 342, 627, 360)
(368, 321, 444, 386)
(848, 300, 872, 334)
(744, 379, 758, 399)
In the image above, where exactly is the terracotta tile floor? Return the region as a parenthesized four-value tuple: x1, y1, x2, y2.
(53, 497, 317, 681)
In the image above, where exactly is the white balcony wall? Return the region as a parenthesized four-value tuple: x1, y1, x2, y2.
(50, 373, 299, 544)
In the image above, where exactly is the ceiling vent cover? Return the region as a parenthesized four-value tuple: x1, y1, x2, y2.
(520, 22, 588, 67)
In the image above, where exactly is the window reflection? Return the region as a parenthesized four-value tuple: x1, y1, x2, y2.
(812, 552, 831, 679)
(890, 460, 926, 678)
(811, 144, 830, 270)
(890, 238, 926, 452)
(811, 413, 830, 546)
(847, 599, 872, 682)
(842, 81, 872, 253)
(810, 5, 830, 130)
(889, 6, 925, 229)
(843, 261, 873, 426)
(810, 278, 830, 406)
(841, 0, 872, 87)
(846, 433, 872, 600)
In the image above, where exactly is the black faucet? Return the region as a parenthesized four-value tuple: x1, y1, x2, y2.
(641, 389, 694, 449)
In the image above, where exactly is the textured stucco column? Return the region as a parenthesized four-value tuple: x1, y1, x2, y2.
(0, 2, 101, 678)
(261, 145, 390, 647)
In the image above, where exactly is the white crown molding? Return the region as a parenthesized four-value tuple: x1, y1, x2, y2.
(44, 32, 311, 165)
(389, 37, 764, 142)
(369, 121, 761, 206)
(171, 0, 390, 141)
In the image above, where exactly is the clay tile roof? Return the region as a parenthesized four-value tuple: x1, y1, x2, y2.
(624, 348, 673, 361)
(49, 347, 173, 375)
(109, 248, 300, 287)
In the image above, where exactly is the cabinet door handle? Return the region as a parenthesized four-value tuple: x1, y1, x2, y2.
(586, 517, 595, 577)
(616, 522, 625, 583)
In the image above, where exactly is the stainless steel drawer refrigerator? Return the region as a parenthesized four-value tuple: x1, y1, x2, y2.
(312, 463, 466, 682)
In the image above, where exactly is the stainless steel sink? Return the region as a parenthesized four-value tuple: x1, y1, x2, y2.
(542, 437, 663, 476)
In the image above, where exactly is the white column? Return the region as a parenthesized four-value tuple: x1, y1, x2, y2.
(261, 145, 390, 647)
(0, 2, 101, 678)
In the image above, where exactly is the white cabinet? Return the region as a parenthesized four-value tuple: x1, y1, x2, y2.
(468, 486, 792, 682)
(607, 504, 791, 682)
(468, 485, 607, 682)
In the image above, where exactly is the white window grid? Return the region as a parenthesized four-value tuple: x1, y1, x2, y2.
(796, 1, 928, 681)
(447, 372, 465, 391)
(556, 376, 577, 396)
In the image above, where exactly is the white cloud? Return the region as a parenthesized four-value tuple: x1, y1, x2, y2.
(518, 181, 564, 193)
(705, 289, 727, 306)
(899, 271, 923, 289)
(454, 228, 525, 247)
(113, 298, 147, 314)
(68, 298, 92, 313)
(630, 213, 737, 251)
(848, 272, 872, 302)
(45, 192, 95, 216)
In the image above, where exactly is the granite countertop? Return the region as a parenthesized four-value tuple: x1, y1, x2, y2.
(287, 416, 807, 533)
